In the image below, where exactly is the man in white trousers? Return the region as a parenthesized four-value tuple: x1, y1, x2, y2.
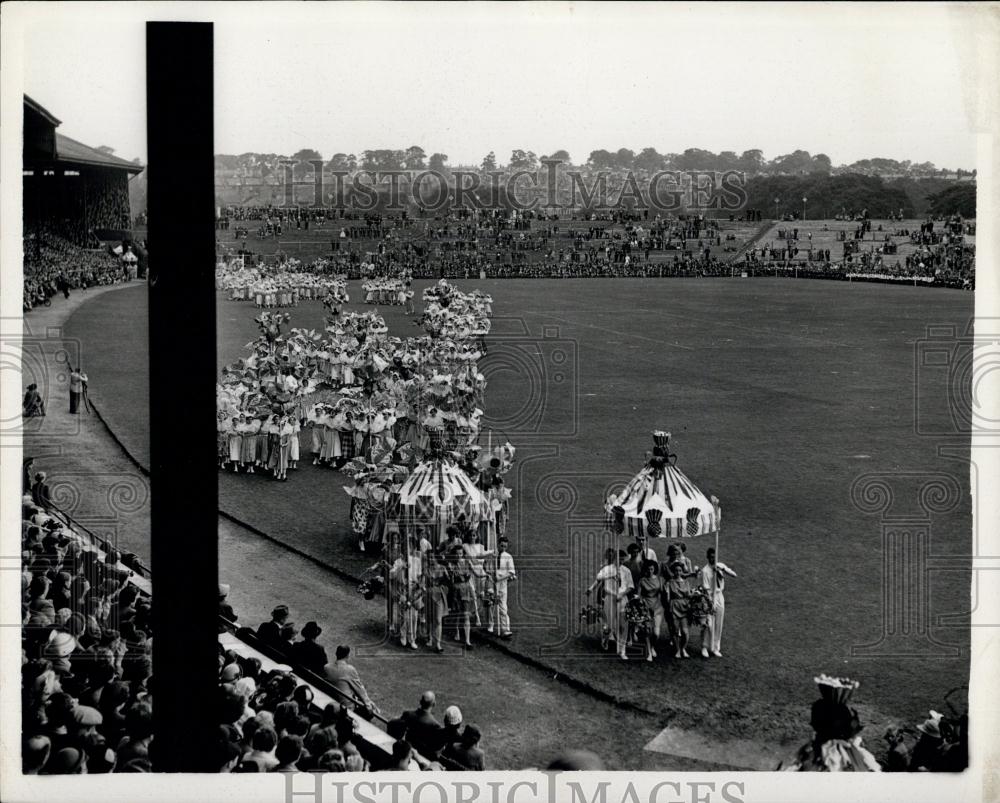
(489, 536, 516, 639)
(699, 547, 737, 658)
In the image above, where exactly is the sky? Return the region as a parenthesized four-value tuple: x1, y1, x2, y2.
(18, 2, 982, 169)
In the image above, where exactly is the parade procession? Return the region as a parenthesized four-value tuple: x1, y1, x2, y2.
(215, 267, 520, 649)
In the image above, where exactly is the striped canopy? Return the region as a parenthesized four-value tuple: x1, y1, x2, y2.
(608, 451, 720, 539)
(391, 456, 488, 525)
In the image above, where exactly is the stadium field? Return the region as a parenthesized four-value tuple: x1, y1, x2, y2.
(65, 276, 973, 750)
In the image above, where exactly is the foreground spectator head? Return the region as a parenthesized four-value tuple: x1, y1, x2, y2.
(317, 748, 346, 772)
(275, 735, 303, 768)
(23, 735, 51, 774)
(47, 747, 86, 774)
(302, 621, 322, 640)
(391, 740, 413, 769)
(444, 705, 463, 726)
(216, 738, 242, 772)
(547, 749, 606, 770)
(252, 726, 278, 755)
(335, 645, 350, 661)
(419, 690, 436, 710)
(270, 605, 290, 623)
(461, 725, 481, 748)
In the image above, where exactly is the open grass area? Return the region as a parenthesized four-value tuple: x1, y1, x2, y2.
(66, 276, 974, 753)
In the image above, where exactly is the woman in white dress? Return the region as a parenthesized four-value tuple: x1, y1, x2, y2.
(585, 548, 633, 660)
(227, 416, 242, 471)
(289, 416, 301, 469)
(461, 530, 494, 628)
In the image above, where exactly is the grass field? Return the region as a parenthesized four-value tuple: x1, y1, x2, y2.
(66, 276, 974, 752)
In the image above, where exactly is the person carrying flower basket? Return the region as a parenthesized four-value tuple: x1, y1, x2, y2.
(586, 548, 633, 660)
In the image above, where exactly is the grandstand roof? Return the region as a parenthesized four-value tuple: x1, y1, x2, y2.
(55, 133, 144, 173)
(24, 94, 61, 126)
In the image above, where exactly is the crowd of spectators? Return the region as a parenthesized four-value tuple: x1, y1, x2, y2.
(214, 599, 491, 773)
(23, 228, 145, 312)
(20, 459, 154, 775)
(223, 207, 974, 288)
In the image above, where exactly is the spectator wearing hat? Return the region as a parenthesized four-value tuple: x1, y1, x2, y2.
(23, 735, 52, 774)
(441, 705, 464, 748)
(444, 724, 486, 771)
(257, 605, 290, 648)
(291, 621, 328, 674)
(324, 646, 379, 715)
(218, 584, 237, 624)
(910, 713, 944, 771)
(45, 746, 87, 775)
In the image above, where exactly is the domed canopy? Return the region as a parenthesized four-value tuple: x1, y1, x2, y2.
(607, 432, 720, 538)
(392, 456, 488, 525)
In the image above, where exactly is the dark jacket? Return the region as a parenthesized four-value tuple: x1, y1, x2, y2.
(290, 639, 329, 675)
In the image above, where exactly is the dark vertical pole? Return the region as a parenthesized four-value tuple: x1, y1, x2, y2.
(146, 22, 217, 772)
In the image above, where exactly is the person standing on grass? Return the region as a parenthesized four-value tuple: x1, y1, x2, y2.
(68, 366, 88, 414)
(666, 560, 693, 658)
(488, 535, 516, 639)
(586, 548, 633, 660)
(699, 547, 737, 658)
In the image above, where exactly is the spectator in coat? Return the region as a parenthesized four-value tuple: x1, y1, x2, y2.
(256, 605, 290, 648)
(401, 691, 443, 758)
(323, 646, 379, 714)
(445, 724, 485, 770)
(290, 621, 328, 675)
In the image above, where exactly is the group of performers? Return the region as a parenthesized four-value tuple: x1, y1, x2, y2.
(374, 525, 517, 651)
(215, 274, 510, 541)
(216, 259, 349, 308)
(362, 276, 414, 310)
(586, 539, 736, 662)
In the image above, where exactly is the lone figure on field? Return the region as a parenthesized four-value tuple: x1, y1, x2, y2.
(68, 366, 89, 414)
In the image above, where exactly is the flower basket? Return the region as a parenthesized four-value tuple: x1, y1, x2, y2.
(687, 586, 715, 625)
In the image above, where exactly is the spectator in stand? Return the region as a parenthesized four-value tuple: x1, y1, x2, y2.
(244, 726, 280, 771)
(444, 724, 486, 770)
(441, 706, 464, 749)
(401, 691, 444, 759)
(23, 384, 46, 417)
(256, 604, 290, 648)
(31, 472, 52, 509)
(386, 740, 413, 771)
(273, 735, 303, 772)
(23, 735, 52, 775)
(323, 645, 379, 715)
(290, 621, 328, 675)
(218, 584, 238, 624)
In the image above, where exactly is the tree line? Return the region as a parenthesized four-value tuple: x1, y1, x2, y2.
(216, 147, 973, 180)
